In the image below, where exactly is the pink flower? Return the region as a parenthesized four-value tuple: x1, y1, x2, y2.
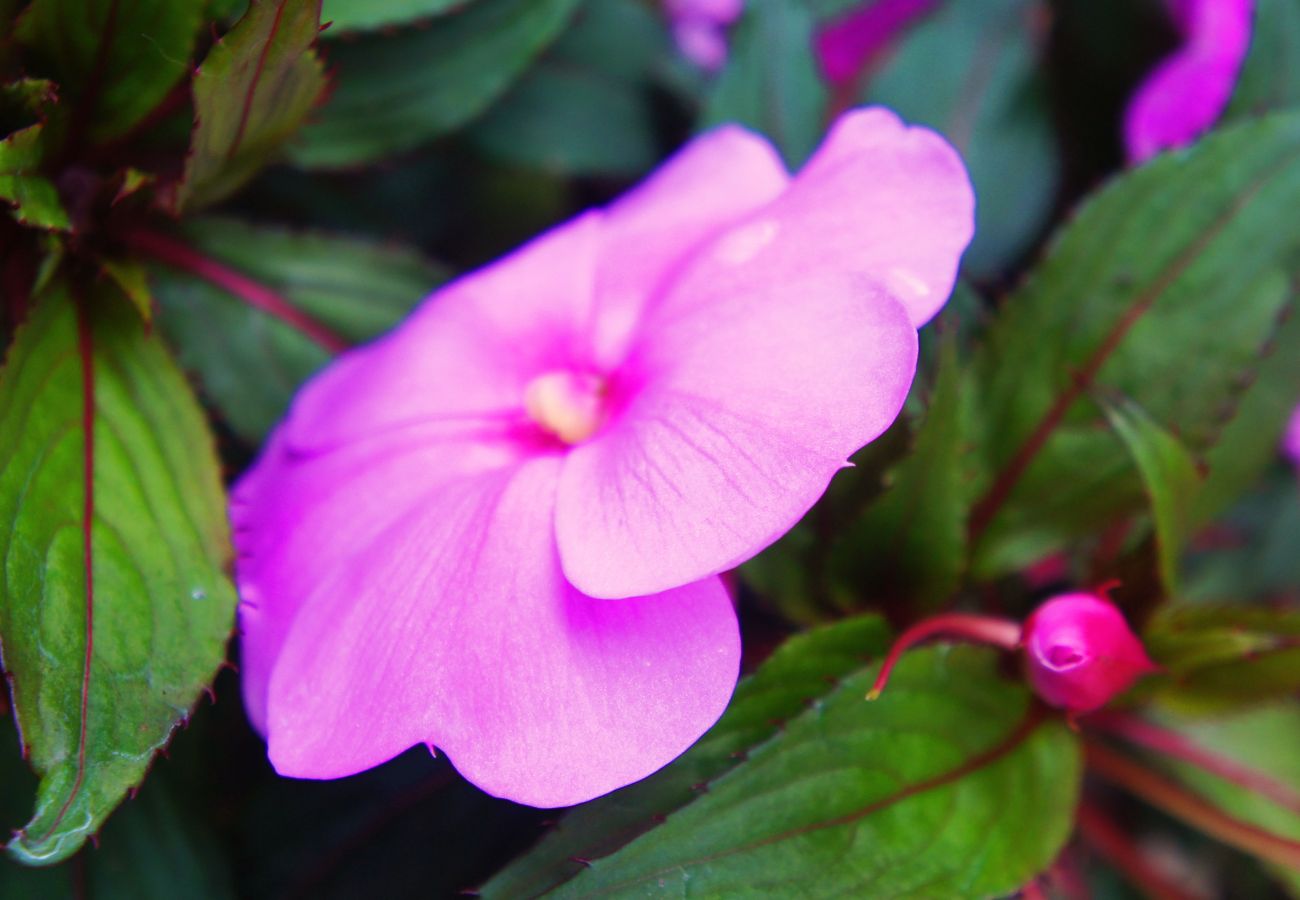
(1024, 593, 1157, 713)
(1285, 404, 1300, 466)
(815, 0, 939, 87)
(666, 0, 745, 71)
(233, 107, 973, 807)
(1124, 0, 1254, 163)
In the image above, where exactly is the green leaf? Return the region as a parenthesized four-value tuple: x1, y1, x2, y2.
(290, 0, 582, 169)
(829, 324, 970, 612)
(486, 631, 1081, 898)
(146, 217, 448, 442)
(1151, 703, 1300, 893)
(965, 112, 1300, 578)
(176, 0, 327, 212)
(321, 0, 473, 35)
(1144, 604, 1300, 711)
(1224, 0, 1300, 122)
(0, 279, 237, 864)
(700, 0, 827, 167)
(1187, 475, 1300, 603)
(865, 0, 1059, 277)
(0, 78, 69, 231)
(1101, 395, 1204, 596)
(99, 258, 154, 323)
(15, 0, 202, 142)
(468, 0, 665, 177)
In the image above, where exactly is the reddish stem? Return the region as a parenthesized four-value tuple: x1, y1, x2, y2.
(1075, 802, 1200, 900)
(866, 613, 1021, 700)
(1085, 739, 1300, 871)
(126, 228, 348, 353)
(1089, 713, 1300, 817)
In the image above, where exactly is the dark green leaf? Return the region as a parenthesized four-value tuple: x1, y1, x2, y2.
(321, 0, 473, 35)
(701, 0, 827, 167)
(1187, 475, 1300, 603)
(865, 0, 1059, 276)
(830, 324, 970, 612)
(147, 217, 448, 442)
(487, 632, 1081, 899)
(1144, 604, 1300, 710)
(966, 112, 1300, 578)
(1101, 395, 1204, 596)
(16, 0, 201, 142)
(290, 0, 582, 168)
(176, 0, 327, 212)
(0, 279, 237, 864)
(1224, 0, 1300, 122)
(484, 616, 893, 897)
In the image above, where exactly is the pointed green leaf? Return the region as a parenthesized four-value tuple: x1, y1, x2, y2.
(0, 279, 237, 865)
(701, 0, 826, 166)
(1224, 0, 1300, 121)
(1101, 395, 1204, 596)
(176, 0, 327, 212)
(320, 0, 475, 35)
(966, 112, 1300, 577)
(830, 325, 970, 612)
(487, 633, 1081, 898)
(16, 0, 202, 142)
(99, 258, 153, 323)
(866, 0, 1059, 277)
(0, 78, 69, 231)
(290, 0, 582, 169)
(145, 217, 448, 442)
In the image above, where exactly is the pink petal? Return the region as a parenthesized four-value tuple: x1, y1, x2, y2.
(555, 274, 918, 598)
(1284, 403, 1300, 466)
(263, 455, 740, 808)
(1124, 0, 1253, 163)
(233, 424, 526, 732)
(594, 124, 789, 366)
(814, 0, 940, 87)
(658, 107, 973, 329)
(282, 212, 605, 454)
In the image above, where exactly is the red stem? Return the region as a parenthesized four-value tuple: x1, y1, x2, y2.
(1085, 739, 1300, 871)
(1089, 713, 1300, 817)
(1075, 801, 1200, 900)
(126, 228, 348, 353)
(866, 613, 1021, 700)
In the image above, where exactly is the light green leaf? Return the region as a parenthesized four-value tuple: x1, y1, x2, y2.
(0, 279, 237, 864)
(487, 632, 1081, 898)
(176, 0, 327, 212)
(321, 0, 472, 34)
(147, 217, 448, 442)
(0, 78, 69, 231)
(290, 0, 582, 168)
(1101, 395, 1204, 596)
(702, 0, 826, 166)
(966, 112, 1300, 578)
(16, 0, 202, 142)
(866, 0, 1059, 276)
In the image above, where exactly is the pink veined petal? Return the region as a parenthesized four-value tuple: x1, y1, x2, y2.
(233, 424, 527, 732)
(555, 274, 918, 599)
(283, 211, 604, 454)
(593, 124, 789, 366)
(263, 455, 741, 808)
(661, 107, 974, 328)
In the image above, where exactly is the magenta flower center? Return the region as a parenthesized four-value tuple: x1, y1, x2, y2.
(1045, 643, 1086, 670)
(524, 369, 609, 444)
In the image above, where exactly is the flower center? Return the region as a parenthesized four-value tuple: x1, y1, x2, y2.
(1045, 644, 1086, 670)
(523, 370, 608, 445)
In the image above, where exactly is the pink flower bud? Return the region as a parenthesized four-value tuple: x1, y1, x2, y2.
(1023, 593, 1157, 713)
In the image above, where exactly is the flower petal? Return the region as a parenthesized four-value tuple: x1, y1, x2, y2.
(283, 212, 605, 454)
(234, 425, 525, 732)
(555, 274, 917, 599)
(263, 455, 740, 807)
(663, 107, 974, 327)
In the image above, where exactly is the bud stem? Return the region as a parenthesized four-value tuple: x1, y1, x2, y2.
(867, 613, 1021, 700)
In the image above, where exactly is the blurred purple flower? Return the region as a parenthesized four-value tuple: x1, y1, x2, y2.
(1024, 592, 1157, 713)
(1285, 404, 1300, 466)
(666, 0, 744, 70)
(232, 108, 974, 807)
(1124, 0, 1254, 163)
(815, 0, 939, 87)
